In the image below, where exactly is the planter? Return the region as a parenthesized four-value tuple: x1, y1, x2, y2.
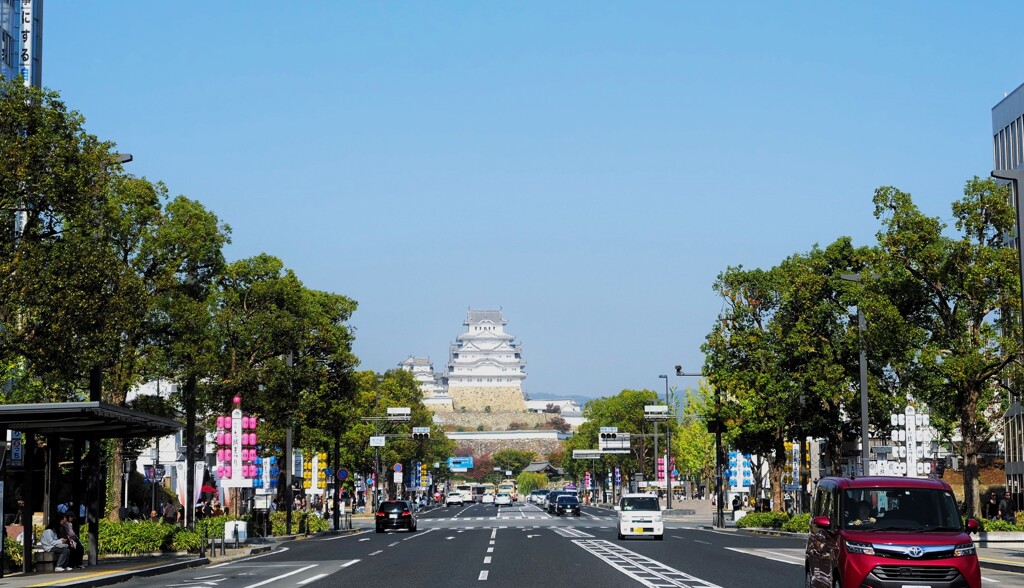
(977, 531, 1024, 549)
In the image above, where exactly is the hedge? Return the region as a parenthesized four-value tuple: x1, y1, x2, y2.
(735, 511, 790, 529)
(781, 513, 810, 533)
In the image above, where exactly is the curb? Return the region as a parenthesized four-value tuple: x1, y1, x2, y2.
(53, 557, 210, 588)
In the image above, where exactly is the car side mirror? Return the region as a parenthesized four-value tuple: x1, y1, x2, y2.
(614, 506, 621, 511)
(966, 518, 980, 534)
(812, 515, 831, 529)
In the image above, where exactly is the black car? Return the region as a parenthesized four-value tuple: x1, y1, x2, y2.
(546, 491, 570, 514)
(555, 494, 581, 516)
(375, 500, 417, 533)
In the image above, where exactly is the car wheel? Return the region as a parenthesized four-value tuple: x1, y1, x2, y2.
(617, 531, 624, 540)
(831, 571, 841, 588)
(575, 512, 580, 517)
(656, 534, 664, 541)
(410, 525, 417, 532)
(375, 526, 383, 533)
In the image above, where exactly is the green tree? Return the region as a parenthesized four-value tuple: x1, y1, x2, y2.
(674, 385, 716, 494)
(870, 180, 1021, 518)
(492, 449, 536, 475)
(516, 472, 549, 494)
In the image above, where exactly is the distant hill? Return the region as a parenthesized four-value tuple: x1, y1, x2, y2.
(525, 391, 598, 408)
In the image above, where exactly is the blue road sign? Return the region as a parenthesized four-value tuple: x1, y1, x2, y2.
(337, 468, 349, 481)
(394, 463, 403, 472)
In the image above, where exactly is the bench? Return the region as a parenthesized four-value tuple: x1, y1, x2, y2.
(34, 549, 58, 572)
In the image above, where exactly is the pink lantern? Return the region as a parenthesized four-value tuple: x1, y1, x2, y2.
(224, 433, 231, 445)
(215, 449, 224, 462)
(224, 466, 232, 478)
(233, 395, 241, 405)
(216, 466, 224, 478)
(250, 433, 258, 445)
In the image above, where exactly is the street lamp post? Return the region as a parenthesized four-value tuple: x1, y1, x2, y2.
(840, 273, 872, 478)
(659, 374, 672, 510)
(675, 364, 720, 527)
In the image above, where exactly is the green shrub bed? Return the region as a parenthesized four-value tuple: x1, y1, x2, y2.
(98, 520, 201, 554)
(735, 511, 790, 530)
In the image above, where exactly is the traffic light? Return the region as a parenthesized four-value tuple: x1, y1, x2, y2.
(412, 427, 430, 440)
(600, 432, 618, 440)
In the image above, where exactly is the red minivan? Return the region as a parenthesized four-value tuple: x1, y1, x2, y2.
(805, 476, 980, 588)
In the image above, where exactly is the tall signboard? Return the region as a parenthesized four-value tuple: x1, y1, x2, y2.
(19, 0, 41, 88)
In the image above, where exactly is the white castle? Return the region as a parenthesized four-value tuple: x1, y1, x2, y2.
(401, 308, 528, 412)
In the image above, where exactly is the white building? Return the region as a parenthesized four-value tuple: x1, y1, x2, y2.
(398, 356, 454, 411)
(445, 309, 527, 411)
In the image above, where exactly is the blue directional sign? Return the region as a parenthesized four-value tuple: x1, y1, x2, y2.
(447, 456, 474, 470)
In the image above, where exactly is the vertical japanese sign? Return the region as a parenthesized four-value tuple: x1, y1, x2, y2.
(10, 430, 23, 468)
(19, 0, 32, 85)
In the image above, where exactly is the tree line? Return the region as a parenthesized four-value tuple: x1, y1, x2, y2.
(0, 79, 453, 518)
(563, 179, 1020, 519)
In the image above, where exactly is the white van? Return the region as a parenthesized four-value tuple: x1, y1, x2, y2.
(615, 493, 664, 540)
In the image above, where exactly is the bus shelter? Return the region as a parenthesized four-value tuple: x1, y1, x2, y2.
(0, 402, 183, 573)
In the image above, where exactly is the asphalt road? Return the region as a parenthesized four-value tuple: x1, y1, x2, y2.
(118, 500, 1021, 588)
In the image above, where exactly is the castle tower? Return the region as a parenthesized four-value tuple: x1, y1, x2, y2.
(445, 309, 527, 412)
(398, 356, 454, 411)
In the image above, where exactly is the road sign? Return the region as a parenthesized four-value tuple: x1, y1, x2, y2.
(671, 469, 678, 477)
(572, 449, 602, 459)
(370, 436, 385, 447)
(325, 468, 333, 477)
(412, 427, 430, 434)
(447, 456, 474, 469)
(393, 471, 402, 483)
(599, 426, 619, 434)
(337, 468, 348, 481)
(394, 463, 403, 472)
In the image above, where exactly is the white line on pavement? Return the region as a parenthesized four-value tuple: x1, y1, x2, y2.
(209, 547, 288, 568)
(242, 564, 318, 588)
(487, 547, 494, 553)
(297, 573, 328, 585)
(478, 570, 489, 580)
(340, 560, 360, 568)
(484, 556, 491, 564)
(369, 550, 383, 556)
(573, 540, 722, 588)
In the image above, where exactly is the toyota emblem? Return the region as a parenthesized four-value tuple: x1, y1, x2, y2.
(907, 546, 924, 558)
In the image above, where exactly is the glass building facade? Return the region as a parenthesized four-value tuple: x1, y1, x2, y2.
(993, 83, 1024, 505)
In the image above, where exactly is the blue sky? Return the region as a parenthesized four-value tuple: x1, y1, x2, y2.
(42, 2, 1020, 398)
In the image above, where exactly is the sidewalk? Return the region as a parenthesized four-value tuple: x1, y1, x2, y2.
(0, 542, 277, 587)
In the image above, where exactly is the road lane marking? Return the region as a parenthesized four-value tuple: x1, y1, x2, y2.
(297, 574, 328, 585)
(388, 542, 399, 547)
(484, 556, 491, 564)
(694, 540, 710, 545)
(573, 540, 722, 588)
(490, 528, 497, 539)
(208, 547, 287, 568)
(369, 550, 383, 556)
(478, 571, 489, 580)
(725, 547, 803, 566)
(487, 547, 494, 553)
(553, 527, 594, 538)
(339, 560, 360, 568)
(242, 564, 318, 588)
(358, 538, 370, 542)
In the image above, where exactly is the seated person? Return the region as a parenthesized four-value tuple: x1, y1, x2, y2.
(848, 500, 876, 526)
(39, 517, 71, 571)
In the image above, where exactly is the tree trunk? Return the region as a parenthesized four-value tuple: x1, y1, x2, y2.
(769, 453, 785, 513)
(960, 407, 981, 519)
(106, 440, 126, 521)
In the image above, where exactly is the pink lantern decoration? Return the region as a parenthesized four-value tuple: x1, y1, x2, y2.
(216, 449, 224, 462)
(243, 416, 251, 429)
(224, 433, 232, 445)
(233, 395, 241, 405)
(250, 433, 257, 445)
(224, 466, 232, 478)
(216, 466, 224, 478)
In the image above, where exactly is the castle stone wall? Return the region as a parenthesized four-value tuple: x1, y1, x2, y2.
(448, 385, 527, 412)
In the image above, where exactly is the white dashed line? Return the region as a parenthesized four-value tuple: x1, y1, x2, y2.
(478, 570, 489, 580)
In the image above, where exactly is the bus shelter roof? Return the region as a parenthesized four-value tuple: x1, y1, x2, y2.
(0, 401, 182, 438)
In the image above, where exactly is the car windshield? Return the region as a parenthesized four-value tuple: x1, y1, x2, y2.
(842, 488, 962, 531)
(557, 496, 579, 504)
(620, 497, 660, 511)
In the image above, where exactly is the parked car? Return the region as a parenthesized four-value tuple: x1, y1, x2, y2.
(375, 500, 417, 533)
(805, 476, 981, 588)
(555, 494, 581, 517)
(445, 492, 464, 507)
(616, 493, 663, 540)
(481, 493, 495, 504)
(495, 492, 513, 507)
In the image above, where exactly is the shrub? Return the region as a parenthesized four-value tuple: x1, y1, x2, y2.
(976, 517, 1024, 532)
(782, 513, 811, 533)
(269, 511, 329, 536)
(735, 511, 789, 529)
(4, 537, 23, 569)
